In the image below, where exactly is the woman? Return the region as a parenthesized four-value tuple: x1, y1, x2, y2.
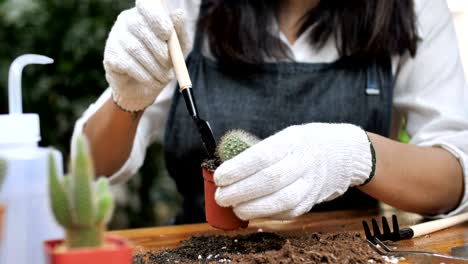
(75, 0, 468, 224)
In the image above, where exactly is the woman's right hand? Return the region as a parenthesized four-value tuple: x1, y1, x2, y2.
(103, 0, 189, 112)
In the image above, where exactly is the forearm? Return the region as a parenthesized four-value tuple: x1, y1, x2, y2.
(83, 97, 143, 176)
(359, 133, 464, 215)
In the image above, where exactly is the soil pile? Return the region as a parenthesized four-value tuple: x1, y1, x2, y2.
(133, 231, 383, 264)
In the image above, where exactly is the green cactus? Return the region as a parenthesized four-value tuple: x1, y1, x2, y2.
(217, 130, 260, 162)
(48, 135, 114, 249)
(0, 157, 7, 191)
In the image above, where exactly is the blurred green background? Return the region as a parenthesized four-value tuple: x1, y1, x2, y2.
(0, 0, 181, 230)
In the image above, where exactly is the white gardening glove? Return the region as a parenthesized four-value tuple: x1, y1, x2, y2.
(103, 0, 190, 112)
(214, 123, 375, 221)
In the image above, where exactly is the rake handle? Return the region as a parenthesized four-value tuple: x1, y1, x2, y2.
(410, 211, 468, 238)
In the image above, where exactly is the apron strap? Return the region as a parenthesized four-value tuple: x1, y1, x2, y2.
(192, 0, 210, 52)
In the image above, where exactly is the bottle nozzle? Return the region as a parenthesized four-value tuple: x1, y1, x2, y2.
(8, 54, 53, 114)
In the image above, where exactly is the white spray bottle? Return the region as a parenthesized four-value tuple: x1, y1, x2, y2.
(0, 54, 63, 264)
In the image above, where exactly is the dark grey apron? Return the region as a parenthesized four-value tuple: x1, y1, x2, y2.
(164, 10, 394, 225)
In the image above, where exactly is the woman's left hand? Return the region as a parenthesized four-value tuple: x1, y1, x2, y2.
(214, 123, 375, 220)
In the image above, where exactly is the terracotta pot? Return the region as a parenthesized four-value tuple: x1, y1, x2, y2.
(0, 203, 5, 244)
(44, 236, 132, 264)
(202, 168, 249, 230)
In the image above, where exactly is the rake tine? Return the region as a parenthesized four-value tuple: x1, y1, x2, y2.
(371, 218, 382, 240)
(362, 220, 373, 241)
(381, 216, 392, 241)
(370, 238, 467, 262)
(362, 215, 410, 243)
(392, 215, 401, 241)
(366, 239, 387, 255)
(374, 237, 392, 253)
(374, 238, 413, 257)
(375, 238, 441, 255)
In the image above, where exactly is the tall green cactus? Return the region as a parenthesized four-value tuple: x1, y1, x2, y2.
(0, 157, 7, 191)
(217, 130, 260, 162)
(48, 135, 114, 249)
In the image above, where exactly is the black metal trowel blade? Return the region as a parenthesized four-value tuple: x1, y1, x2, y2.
(181, 87, 217, 158)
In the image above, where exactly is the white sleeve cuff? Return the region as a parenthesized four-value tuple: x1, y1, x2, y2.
(108, 127, 147, 184)
(414, 141, 468, 218)
(72, 80, 176, 184)
(71, 88, 148, 184)
(71, 88, 112, 158)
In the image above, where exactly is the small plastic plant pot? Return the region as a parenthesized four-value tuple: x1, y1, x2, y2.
(44, 236, 132, 264)
(202, 168, 249, 230)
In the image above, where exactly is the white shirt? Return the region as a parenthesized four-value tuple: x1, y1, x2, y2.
(73, 0, 468, 216)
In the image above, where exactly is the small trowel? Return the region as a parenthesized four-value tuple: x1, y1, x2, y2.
(168, 31, 217, 158)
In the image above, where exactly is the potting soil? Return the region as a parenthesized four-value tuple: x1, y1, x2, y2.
(133, 231, 383, 264)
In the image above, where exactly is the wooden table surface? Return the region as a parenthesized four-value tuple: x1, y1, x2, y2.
(110, 207, 468, 263)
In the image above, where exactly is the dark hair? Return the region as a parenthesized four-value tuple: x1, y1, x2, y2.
(199, 0, 419, 64)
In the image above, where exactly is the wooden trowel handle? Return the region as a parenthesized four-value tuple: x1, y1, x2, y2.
(411, 211, 468, 238)
(168, 31, 192, 91)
